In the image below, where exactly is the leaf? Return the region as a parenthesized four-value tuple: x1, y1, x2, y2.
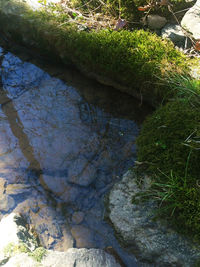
(114, 18, 127, 31)
(138, 5, 150, 11)
(195, 40, 200, 51)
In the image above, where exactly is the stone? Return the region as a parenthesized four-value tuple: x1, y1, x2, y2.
(0, 213, 120, 267)
(0, 213, 38, 265)
(146, 15, 167, 30)
(71, 225, 95, 248)
(6, 183, 31, 195)
(72, 211, 84, 224)
(0, 194, 15, 212)
(161, 24, 189, 48)
(3, 253, 38, 267)
(0, 213, 38, 250)
(108, 170, 200, 266)
(0, 178, 6, 194)
(67, 157, 96, 186)
(41, 248, 121, 267)
(4, 249, 121, 267)
(181, 0, 200, 39)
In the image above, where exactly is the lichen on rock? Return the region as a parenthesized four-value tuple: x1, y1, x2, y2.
(108, 170, 200, 266)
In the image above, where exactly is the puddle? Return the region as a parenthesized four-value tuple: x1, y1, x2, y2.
(0, 46, 152, 266)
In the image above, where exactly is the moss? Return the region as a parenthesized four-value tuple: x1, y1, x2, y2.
(28, 247, 46, 262)
(136, 99, 200, 240)
(3, 243, 46, 262)
(0, 0, 189, 105)
(3, 243, 29, 257)
(136, 100, 200, 178)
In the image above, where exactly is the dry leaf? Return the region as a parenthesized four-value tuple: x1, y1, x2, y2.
(195, 40, 200, 51)
(114, 18, 127, 31)
(138, 5, 150, 11)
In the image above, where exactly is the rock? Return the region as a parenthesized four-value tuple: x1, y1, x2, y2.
(72, 211, 84, 224)
(0, 178, 6, 194)
(71, 225, 95, 248)
(190, 59, 200, 79)
(145, 15, 167, 30)
(161, 24, 189, 48)
(0, 194, 15, 212)
(67, 157, 96, 186)
(41, 248, 121, 267)
(108, 170, 200, 266)
(3, 253, 38, 267)
(6, 183, 31, 195)
(0, 214, 120, 267)
(181, 0, 200, 39)
(0, 213, 38, 265)
(0, 213, 38, 252)
(4, 248, 121, 267)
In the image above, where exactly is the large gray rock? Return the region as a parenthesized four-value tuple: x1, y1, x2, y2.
(41, 249, 121, 267)
(108, 170, 200, 266)
(181, 0, 200, 39)
(4, 249, 122, 267)
(161, 24, 189, 48)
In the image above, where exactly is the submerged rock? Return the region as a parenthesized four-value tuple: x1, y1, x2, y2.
(0, 194, 15, 212)
(108, 170, 200, 266)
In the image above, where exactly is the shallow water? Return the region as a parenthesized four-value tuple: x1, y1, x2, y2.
(0, 46, 152, 266)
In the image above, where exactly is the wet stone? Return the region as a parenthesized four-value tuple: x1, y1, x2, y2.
(0, 194, 15, 212)
(67, 157, 97, 187)
(72, 211, 85, 225)
(0, 178, 6, 195)
(71, 225, 96, 248)
(6, 183, 31, 195)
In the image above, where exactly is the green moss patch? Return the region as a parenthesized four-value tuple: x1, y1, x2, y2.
(136, 100, 200, 177)
(0, 0, 188, 105)
(136, 98, 200, 240)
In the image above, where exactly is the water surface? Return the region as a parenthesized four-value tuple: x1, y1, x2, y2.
(0, 45, 152, 266)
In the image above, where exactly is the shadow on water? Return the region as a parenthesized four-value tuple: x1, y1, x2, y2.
(0, 33, 154, 124)
(0, 42, 153, 266)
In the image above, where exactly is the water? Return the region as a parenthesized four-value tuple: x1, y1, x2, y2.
(0, 45, 152, 266)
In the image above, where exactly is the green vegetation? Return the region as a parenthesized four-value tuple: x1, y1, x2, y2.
(28, 247, 46, 262)
(3, 243, 29, 257)
(0, 0, 189, 106)
(136, 74, 200, 241)
(3, 243, 46, 262)
(66, 0, 193, 21)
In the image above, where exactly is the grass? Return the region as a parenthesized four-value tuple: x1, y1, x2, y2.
(136, 72, 200, 241)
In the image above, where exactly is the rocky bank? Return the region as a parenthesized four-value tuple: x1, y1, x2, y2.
(0, 213, 121, 267)
(108, 170, 200, 266)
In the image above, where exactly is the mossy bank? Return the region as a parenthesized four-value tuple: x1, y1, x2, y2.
(0, 0, 190, 106)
